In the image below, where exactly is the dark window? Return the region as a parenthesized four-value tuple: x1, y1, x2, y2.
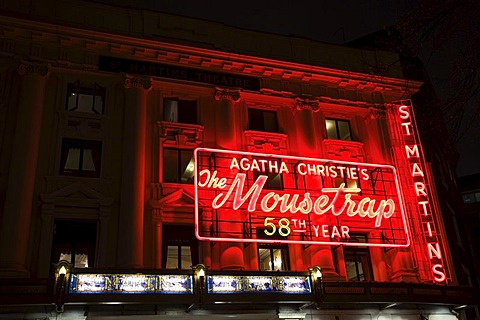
(60, 139, 102, 178)
(163, 148, 194, 184)
(163, 98, 198, 124)
(344, 234, 373, 281)
(462, 192, 480, 204)
(251, 157, 283, 190)
(66, 81, 105, 114)
(51, 220, 97, 270)
(248, 108, 278, 132)
(326, 118, 351, 140)
(162, 225, 198, 269)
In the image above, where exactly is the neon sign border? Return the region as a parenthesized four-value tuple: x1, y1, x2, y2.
(194, 147, 411, 248)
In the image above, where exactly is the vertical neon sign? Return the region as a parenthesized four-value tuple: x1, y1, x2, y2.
(394, 100, 448, 283)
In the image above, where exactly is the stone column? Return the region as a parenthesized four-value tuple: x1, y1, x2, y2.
(200, 208, 213, 269)
(117, 75, 151, 268)
(390, 248, 419, 282)
(292, 97, 319, 156)
(364, 107, 389, 162)
(213, 87, 245, 270)
(214, 87, 240, 150)
(0, 62, 49, 278)
(309, 246, 343, 281)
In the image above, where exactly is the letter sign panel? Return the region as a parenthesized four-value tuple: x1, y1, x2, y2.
(194, 148, 410, 248)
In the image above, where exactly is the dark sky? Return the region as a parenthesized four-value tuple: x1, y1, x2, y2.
(97, 0, 478, 177)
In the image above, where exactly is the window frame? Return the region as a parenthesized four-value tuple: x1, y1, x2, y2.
(51, 220, 97, 271)
(248, 108, 279, 133)
(59, 138, 102, 178)
(66, 81, 105, 114)
(343, 234, 374, 281)
(325, 118, 352, 141)
(162, 225, 199, 269)
(257, 244, 290, 271)
(163, 98, 198, 124)
(162, 148, 195, 184)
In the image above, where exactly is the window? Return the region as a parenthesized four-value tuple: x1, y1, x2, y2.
(163, 148, 194, 184)
(60, 139, 102, 178)
(256, 228, 289, 271)
(66, 81, 105, 114)
(343, 234, 373, 281)
(462, 191, 480, 204)
(251, 157, 283, 190)
(258, 245, 289, 271)
(162, 225, 198, 269)
(51, 220, 96, 270)
(325, 118, 351, 140)
(163, 98, 198, 124)
(248, 108, 278, 132)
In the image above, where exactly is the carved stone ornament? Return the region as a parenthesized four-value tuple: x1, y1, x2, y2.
(293, 97, 320, 112)
(17, 62, 50, 77)
(214, 87, 241, 102)
(366, 106, 386, 120)
(124, 76, 152, 90)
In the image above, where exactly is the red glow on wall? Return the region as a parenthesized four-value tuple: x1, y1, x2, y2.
(194, 148, 410, 248)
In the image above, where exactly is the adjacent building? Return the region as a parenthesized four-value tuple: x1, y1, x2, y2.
(0, 1, 477, 319)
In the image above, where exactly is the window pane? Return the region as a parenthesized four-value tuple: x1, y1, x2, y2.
(248, 108, 264, 131)
(166, 246, 178, 269)
(263, 111, 278, 132)
(64, 147, 81, 171)
(272, 248, 284, 271)
(66, 83, 105, 114)
(325, 119, 338, 139)
(259, 248, 272, 271)
(180, 150, 194, 184)
(163, 149, 179, 183)
(180, 246, 192, 269)
(164, 99, 178, 122)
(178, 100, 197, 124)
(82, 148, 96, 172)
(338, 120, 351, 140)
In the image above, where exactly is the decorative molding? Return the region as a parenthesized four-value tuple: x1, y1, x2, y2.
(244, 130, 288, 154)
(323, 140, 365, 161)
(158, 121, 204, 146)
(17, 61, 50, 77)
(365, 106, 387, 120)
(124, 75, 152, 90)
(214, 87, 241, 102)
(293, 97, 320, 112)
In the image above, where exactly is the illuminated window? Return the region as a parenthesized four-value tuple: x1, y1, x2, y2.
(51, 220, 96, 270)
(343, 234, 373, 281)
(462, 191, 480, 204)
(66, 81, 105, 114)
(248, 108, 278, 132)
(325, 118, 351, 140)
(256, 228, 289, 271)
(258, 245, 289, 271)
(163, 98, 198, 124)
(60, 139, 102, 178)
(162, 225, 198, 269)
(163, 148, 194, 184)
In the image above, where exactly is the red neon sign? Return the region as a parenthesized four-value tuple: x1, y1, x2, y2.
(194, 148, 410, 248)
(394, 101, 448, 283)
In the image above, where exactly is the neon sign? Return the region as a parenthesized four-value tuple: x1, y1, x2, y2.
(394, 102, 448, 283)
(194, 148, 410, 247)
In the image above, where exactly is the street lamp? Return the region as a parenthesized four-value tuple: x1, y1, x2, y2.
(54, 260, 71, 313)
(308, 266, 323, 306)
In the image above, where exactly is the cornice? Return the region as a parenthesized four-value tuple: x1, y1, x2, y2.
(0, 15, 422, 95)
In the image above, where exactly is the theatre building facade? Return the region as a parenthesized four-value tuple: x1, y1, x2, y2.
(0, 1, 478, 319)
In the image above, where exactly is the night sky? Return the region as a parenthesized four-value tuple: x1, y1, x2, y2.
(95, 0, 478, 177)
